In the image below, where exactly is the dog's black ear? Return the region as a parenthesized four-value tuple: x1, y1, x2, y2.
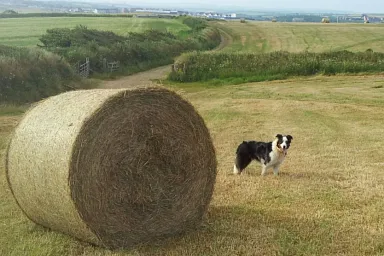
(287, 135, 293, 141)
(275, 134, 283, 139)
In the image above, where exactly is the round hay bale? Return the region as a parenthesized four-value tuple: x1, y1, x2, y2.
(5, 87, 217, 249)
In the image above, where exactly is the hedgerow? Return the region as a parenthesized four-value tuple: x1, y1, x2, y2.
(168, 50, 384, 82)
(0, 45, 87, 103)
(39, 18, 221, 74)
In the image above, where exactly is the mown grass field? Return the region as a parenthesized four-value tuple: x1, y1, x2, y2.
(1, 20, 384, 255)
(0, 17, 189, 47)
(214, 20, 384, 53)
(1, 75, 384, 255)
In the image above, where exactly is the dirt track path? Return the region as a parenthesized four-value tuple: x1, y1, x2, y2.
(214, 28, 233, 51)
(101, 27, 233, 89)
(101, 65, 171, 89)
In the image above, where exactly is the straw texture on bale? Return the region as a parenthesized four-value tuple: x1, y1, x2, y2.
(6, 87, 217, 249)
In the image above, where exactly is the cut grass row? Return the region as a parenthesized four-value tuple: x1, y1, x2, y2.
(212, 21, 384, 53)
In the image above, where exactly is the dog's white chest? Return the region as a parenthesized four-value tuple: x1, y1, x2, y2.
(268, 151, 285, 166)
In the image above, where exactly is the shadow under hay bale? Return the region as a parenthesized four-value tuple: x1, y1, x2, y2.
(5, 87, 217, 249)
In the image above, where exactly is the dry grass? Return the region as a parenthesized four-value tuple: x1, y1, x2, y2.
(1, 74, 384, 255)
(213, 21, 384, 53)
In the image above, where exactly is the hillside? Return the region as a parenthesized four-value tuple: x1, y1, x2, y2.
(214, 21, 384, 53)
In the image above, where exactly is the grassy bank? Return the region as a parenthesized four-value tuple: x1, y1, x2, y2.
(0, 45, 96, 104)
(169, 50, 384, 84)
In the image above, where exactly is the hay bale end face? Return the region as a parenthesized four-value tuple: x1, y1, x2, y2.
(6, 87, 217, 249)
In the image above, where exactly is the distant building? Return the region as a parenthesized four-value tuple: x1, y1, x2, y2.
(82, 8, 93, 13)
(68, 8, 81, 13)
(128, 8, 140, 12)
(93, 8, 119, 14)
(135, 9, 171, 14)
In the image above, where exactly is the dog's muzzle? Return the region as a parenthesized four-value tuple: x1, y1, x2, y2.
(277, 144, 287, 155)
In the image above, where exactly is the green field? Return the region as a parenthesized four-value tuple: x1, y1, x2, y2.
(0, 17, 190, 47)
(1, 20, 384, 255)
(214, 20, 384, 53)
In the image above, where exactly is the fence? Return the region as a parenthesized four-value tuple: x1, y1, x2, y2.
(73, 58, 120, 78)
(171, 63, 186, 73)
(73, 58, 90, 78)
(103, 58, 120, 73)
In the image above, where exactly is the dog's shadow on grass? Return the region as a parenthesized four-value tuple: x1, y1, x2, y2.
(276, 171, 310, 179)
(234, 169, 311, 179)
(277, 171, 346, 182)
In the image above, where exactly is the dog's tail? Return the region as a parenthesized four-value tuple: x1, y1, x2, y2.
(236, 141, 248, 154)
(234, 141, 253, 174)
(233, 164, 241, 174)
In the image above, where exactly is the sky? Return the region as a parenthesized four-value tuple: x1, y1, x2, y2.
(110, 0, 384, 13)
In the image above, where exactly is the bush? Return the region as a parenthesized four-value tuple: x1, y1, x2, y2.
(0, 45, 85, 104)
(39, 20, 221, 74)
(181, 16, 208, 31)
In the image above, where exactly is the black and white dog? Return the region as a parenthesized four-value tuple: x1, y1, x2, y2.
(233, 134, 293, 176)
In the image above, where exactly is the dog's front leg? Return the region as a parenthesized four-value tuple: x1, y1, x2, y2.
(273, 164, 280, 176)
(261, 164, 267, 176)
